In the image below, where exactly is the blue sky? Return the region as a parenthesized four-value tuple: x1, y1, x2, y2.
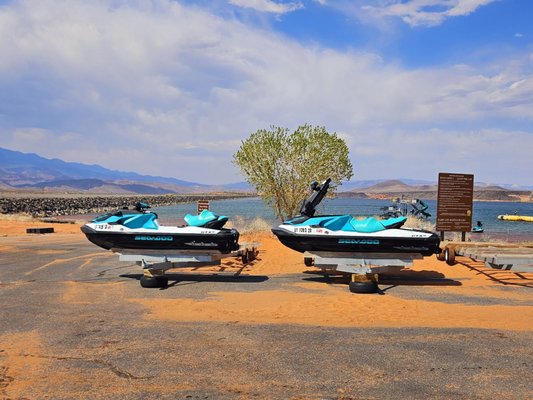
(0, 0, 532, 186)
(276, 0, 533, 67)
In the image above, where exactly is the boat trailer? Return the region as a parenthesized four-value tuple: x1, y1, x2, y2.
(303, 251, 424, 293)
(114, 245, 258, 288)
(438, 243, 533, 273)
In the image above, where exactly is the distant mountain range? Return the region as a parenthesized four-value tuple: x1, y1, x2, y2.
(340, 179, 531, 202)
(338, 178, 532, 192)
(1, 147, 531, 197)
(0, 147, 248, 194)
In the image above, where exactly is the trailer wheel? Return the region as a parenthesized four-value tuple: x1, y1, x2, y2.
(349, 281, 378, 294)
(140, 275, 168, 288)
(247, 248, 256, 262)
(304, 257, 314, 267)
(241, 252, 249, 264)
(444, 246, 456, 266)
(436, 248, 446, 261)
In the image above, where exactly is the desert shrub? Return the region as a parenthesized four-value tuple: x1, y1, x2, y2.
(401, 215, 436, 231)
(227, 216, 272, 233)
(233, 124, 353, 221)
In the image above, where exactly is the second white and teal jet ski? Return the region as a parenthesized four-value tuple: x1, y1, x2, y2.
(272, 179, 440, 256)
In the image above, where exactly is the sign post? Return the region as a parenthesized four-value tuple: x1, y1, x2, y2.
(197, 200, 209, 214)
(436, 173, 474, 241)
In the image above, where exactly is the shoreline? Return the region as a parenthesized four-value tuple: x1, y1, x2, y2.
(0, 192, 252, 217)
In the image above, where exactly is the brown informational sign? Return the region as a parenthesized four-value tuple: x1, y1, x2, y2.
(436, 173, 474, 232)
(197, 200, 209, 214)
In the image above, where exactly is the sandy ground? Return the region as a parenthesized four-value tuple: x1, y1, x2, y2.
(1, 217, 533, 398)
(133, 235, 533, 331)
(1, 217, 532, 331)
(0, 215, 84, 236)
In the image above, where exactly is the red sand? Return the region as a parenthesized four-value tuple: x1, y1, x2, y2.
(0, 217, 83, 236)
(128, 233, 533, 331)
(2, 218, 532, 331)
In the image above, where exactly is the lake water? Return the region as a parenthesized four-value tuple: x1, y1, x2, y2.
(153, 197, 533, 241)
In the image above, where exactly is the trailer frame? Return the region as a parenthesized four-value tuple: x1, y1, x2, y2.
(303, 251, 424, 293)
(113, 244, 258, 288)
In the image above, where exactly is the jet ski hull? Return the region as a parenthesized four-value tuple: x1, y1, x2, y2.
(271, 227, 440, 256)
(81, 225, 240, 253)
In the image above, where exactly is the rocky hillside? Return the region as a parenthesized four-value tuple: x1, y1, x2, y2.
(340, 180, 531, 202)
(0, 193, 251, 217)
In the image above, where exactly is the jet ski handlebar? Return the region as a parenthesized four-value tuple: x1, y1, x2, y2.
(300, 178, 332, 217)
(134, 202, 151, 212)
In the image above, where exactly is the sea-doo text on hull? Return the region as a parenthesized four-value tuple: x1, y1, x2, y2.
(271, 179, 440, 256)
(81, 202, 239, 254)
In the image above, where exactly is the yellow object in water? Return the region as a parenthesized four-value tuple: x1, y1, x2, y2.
(498, 215, 533, 222)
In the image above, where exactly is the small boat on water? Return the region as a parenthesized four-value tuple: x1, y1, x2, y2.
(472, 221, 484, 233)
(498, 215, 533, 222)
(379, 198, 431, 219)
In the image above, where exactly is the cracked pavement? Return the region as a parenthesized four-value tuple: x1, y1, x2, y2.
(0, 234, 532, 399)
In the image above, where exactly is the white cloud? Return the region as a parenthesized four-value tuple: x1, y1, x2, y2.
(0, 0, 531, 184)
(349, 128, 533, 184)
(229, 0, 303, 14)
(362, 0, 497, 27)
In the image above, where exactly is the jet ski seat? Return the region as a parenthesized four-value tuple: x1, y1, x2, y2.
(320, 215, 351, 231)
(92, 210, 159, 229)
(184, 209, 229, 229)
(321, 215, 407, 233)
(348, 216, 407, 232)
(380, 216, 407, 229)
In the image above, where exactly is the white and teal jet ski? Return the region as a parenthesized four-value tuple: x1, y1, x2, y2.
(271, 179, 440, 256)
(81, 202, 240, 253)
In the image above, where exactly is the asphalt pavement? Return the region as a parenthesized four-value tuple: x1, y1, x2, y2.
(0, 234, 532, 399)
